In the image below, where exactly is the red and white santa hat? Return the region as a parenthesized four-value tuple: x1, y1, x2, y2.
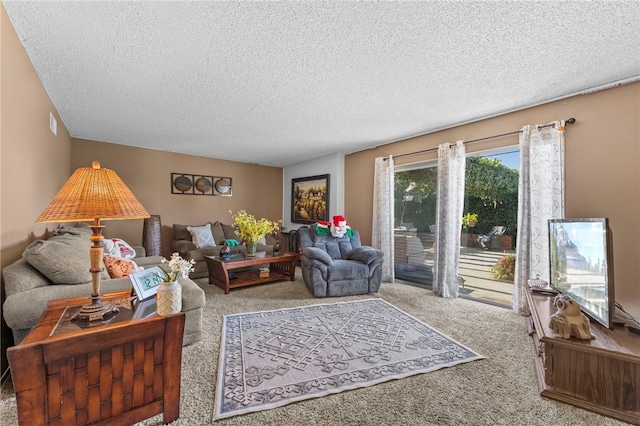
(333, 215, 347, 228)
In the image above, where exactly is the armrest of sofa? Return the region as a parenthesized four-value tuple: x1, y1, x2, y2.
(177, 276, 206, 311)
(170, 240, 197, 258)
(348, 246, 384, 266)
(2, 258, 51, 297)
(133, 246, 146, 257)
(3, 277, 134, 337)
(135, 255, 166, 268)
(302, 247, 333, 266)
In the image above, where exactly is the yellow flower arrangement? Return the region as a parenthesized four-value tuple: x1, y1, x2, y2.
(229, 210, 281, 243)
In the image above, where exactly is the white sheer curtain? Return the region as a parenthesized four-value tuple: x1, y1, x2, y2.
(372, 156, 394, 282)
(433, 141, 466, 298)
(513, 121, 566, 314)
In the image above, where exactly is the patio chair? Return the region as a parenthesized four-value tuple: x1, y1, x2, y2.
(476, 226, 506, 250)
(423, 224, 437, 247)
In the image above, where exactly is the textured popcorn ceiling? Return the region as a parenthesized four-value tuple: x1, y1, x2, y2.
(4, 1, 639, 167)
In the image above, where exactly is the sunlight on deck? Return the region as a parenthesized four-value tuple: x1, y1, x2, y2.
(395, 241, 515, 307)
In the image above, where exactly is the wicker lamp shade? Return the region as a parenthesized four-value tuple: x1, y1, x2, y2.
(142, 215, 162, 256)
(37, 161, 149, 222)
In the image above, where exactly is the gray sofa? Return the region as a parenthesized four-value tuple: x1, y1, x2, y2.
(171, 221, 276, 279)
(2, 224, 206, 346)
(298, 225, 384, 297)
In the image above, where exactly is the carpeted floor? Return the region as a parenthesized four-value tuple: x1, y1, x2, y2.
(0, 268, 627, 425)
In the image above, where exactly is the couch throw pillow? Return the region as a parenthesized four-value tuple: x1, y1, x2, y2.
(211, 222, 227, 246)
(103, 254, 141, 278)
(23, 233, 109, 284)
(104, 238, 136, 259)
(188, 223, 216, 248)
(173, 223, 195, 242)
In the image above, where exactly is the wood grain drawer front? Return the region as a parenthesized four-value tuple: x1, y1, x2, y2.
(545, 341, 639, 413)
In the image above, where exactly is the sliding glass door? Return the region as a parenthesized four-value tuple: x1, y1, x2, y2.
(394, 147, 519, 306)
(393, 163, 438, 286)
(458, 148, 519, 305)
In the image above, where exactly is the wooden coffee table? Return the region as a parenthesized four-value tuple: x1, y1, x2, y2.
(205, 252, 297, 294)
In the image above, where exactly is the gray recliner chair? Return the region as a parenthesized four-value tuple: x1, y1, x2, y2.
(298, 225, 384, 297)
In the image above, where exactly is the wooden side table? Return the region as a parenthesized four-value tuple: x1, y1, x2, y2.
(7, 291, 185, 425)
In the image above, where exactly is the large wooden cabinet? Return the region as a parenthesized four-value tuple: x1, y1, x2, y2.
(525, 290, 640, 424)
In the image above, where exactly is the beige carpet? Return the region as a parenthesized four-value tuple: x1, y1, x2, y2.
(0, 269, 627, 425)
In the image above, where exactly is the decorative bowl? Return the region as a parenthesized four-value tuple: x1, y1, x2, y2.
(527, 275, 549, 289)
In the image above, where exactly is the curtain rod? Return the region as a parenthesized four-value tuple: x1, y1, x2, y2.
(387, 118, 576, 160)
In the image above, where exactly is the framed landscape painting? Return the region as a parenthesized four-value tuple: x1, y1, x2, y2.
(291, 174, 330, 224)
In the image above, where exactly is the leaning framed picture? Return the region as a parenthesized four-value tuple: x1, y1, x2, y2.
(129, 266, 164, 301)
(291, 174, 330, 224)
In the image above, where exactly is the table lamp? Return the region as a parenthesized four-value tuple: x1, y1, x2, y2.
(36, 161, 150, 321)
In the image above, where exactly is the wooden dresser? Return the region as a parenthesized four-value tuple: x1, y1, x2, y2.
(7, 291, 185, 425)
(526, 289, 640, 424)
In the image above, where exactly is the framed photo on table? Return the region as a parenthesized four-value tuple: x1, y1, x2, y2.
(129, 266, 164, 301)
(291, 174, 330, 224)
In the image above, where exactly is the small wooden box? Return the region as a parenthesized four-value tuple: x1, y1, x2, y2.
(259, 267, 270, 278)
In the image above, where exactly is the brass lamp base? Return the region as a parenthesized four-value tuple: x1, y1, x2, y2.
(75, 294, 119, 322)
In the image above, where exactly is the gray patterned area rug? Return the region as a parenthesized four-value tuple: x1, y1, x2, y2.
(214, 298, 484, 420)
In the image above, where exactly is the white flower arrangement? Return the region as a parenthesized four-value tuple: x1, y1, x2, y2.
(158, 252, 195, 282)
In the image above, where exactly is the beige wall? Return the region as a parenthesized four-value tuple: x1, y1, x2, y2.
(345, 82, 640, 319)
(71, 139, 283, 258)
(1, 4, 74, 370)
(1, 4, 73, 269)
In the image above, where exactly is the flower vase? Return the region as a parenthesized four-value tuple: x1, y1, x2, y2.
(156, 281, 182, 316)
(246, 241, 257, 257)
